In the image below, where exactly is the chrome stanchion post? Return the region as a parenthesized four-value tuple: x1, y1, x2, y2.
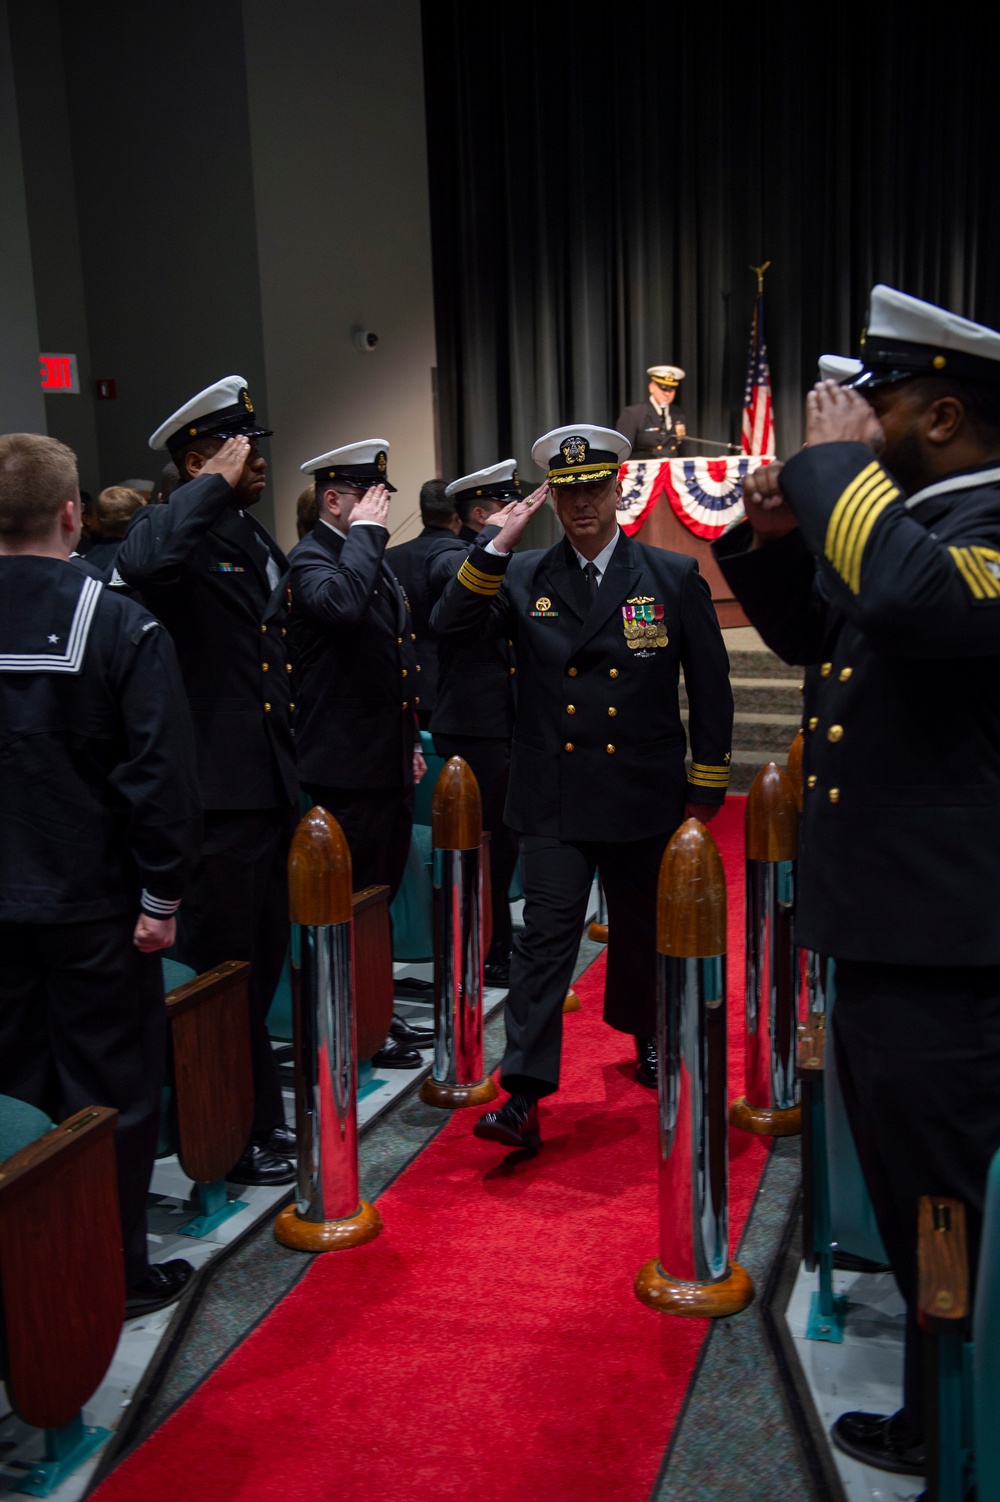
(420, 758, 499, 1110)
(635, 819, 754, 1317)
(274, 807, 382, 1252)
(731, 762, 802, 1137)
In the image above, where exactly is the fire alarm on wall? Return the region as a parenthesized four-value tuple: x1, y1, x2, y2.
(95, 378, 117, 400)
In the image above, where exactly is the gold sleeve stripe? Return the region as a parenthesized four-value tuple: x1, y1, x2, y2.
(949, 546, 1000, 600)
(824, 463, 899, 593)
(457, 558, 503, 596)
(690, 761, 731, 773)
(840, 479, 897, 590)
(688, 768, 731, 783)
(688, 774, 729, 789)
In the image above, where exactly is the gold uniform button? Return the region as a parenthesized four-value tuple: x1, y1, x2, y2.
(566, 704, 576, 714)
(839, 667, 853, 682)
(398, 636, 403, 644)
(798, 682, 805, 694)
(411, 633, 417, 642)
(609, 668, 619, 679)
(820, 662, 832, 678)
(415, 664, 421, 672)
(415, 696, 420, 705)
(606, 744, 616, 754)
(509, 667, 516, 676)
(608, 707, 617, 717)
(402, 700, 408, 709)
(507, 638, 513, 647)
(828, 724, 844, 742)
(286, 663, 292, 672)
(261, 625, 267, 634)
(564, 742, 575, 752)
(263, 702, 271, 712)
(289, 703, 295, 711)
(829, 787, 841, 804)
(401, 669, 408, 678)
(807, 774, 818, 789)
(281, 627, 287, 637)
(568, 667, 578, 677)
(808, 716, 818, 731)
(262, 661, 269, 671)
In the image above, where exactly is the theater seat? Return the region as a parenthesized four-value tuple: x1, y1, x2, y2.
(824, 965, 888, 1266)
(0, 1101, 123, 1492)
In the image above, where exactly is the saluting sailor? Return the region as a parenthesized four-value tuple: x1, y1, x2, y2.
(714, 286, 1000, 1480)
(615, 365, 688, 458)
(118, 376, 299, 1187)
(431, 424, 733, 1151)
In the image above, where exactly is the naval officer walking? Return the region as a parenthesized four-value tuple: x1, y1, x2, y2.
(431, 424, 733, 1150)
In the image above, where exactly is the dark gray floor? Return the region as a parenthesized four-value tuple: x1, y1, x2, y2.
(108, 930, 811, 1500)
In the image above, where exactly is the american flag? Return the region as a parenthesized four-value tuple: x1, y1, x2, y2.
(741, 286, 775, 457)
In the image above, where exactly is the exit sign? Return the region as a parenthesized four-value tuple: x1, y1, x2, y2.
(39, 354, 79, 394)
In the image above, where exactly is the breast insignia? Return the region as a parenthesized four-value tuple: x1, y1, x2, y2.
(622, 601, 668, 648)
(530, 595, 559, 618)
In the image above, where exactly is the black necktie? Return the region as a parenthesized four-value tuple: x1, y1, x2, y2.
(583, 561, 600, 601)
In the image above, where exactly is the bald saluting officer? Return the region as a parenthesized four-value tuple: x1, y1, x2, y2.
(432, 424, 733, 1150)
(118, 377, 297, 1185)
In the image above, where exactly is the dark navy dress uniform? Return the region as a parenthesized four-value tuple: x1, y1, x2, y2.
(0, 560, 200, 1285)
(714, 441, 1000, 1433)
(431, 526, 733, 1095)
(118, 471, 297, 1139)
(289, 518, 419, 900)
(386, 525, 459, 726)
(614, 400, 687, 458)
(425, 528, 519, 966)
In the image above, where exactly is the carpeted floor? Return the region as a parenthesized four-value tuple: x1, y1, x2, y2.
(92, 802, 775, 1502)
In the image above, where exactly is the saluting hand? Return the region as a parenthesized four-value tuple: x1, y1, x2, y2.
(202, 436, 251, 488)
(492, 482, 549, 555)
(352, 484, 391, 527)
(805, 381, 884, 449)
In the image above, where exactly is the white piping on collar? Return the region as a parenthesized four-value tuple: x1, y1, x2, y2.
(904, 466, 1000, 511)
(0, 574, 103, 674)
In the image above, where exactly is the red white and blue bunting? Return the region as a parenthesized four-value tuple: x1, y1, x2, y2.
(616, 456, 771, 541)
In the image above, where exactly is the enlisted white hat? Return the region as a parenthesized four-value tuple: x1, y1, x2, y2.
(531, 425, 631, 487)
(647, 364, 686, 388)
(301, 438, 396, 492)
(855, 285, 1000, 389)
(818, 354, 864, 384)
(445, 459, 521, 503)
(148, 374, 272, 452)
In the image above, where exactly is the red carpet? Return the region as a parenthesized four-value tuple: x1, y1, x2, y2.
(95, 799, 769, 1502)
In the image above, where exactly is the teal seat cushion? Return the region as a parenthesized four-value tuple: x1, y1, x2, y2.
(390, 822, 434, 962)
(268, 950, 294, 1042)
(414, 731, 447, 827)
(162, 958, 198, 992)
(825, 964, 889, 1265)
(0, 1094, 53, 1160)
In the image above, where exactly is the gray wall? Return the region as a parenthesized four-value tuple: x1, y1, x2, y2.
(243, 0, 438, 551)
(0, 0, 45, 436)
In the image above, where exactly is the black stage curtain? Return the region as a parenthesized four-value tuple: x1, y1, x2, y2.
(422, 0, 1000, 530)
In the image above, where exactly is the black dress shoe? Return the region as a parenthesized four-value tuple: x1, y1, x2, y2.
(472, 1094, 541, 1152)
(831, 1410, 926, 1476)
(126, 1259, 194, 1318)
(256, 1123, 297, 1156)
(226, 1142, 297, 1186)
(389, 1015, 434, 1048)
(372, 1037, 422, 1069)
(483, 952, 512, 987)
(635, 1035, 657, 1089)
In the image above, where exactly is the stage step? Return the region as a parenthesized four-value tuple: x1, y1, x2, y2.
(682, 634, 804, 796)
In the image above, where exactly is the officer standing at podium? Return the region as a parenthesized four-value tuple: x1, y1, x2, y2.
(431, 424, 732, 1149)
(714, 286, 1000, 1479)
(615, 365, 688, 457)
(118, 377, 298, 1187)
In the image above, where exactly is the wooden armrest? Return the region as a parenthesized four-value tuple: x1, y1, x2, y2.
(352, 883, 391, 916)
(918, 1195, 969, 1329)
(166, 961, 253, 1184)
(797, 1011, 826, 1076)
(0, 1106, 124, 1428)
(165, 958, 250, 1016)
(353, 885, 394, 1060)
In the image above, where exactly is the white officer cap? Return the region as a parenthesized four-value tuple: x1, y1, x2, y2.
(818, 355, 864, 384)
(855, 285, 1000, 389)
(445, 459, 521, 504)
(301, 439, 396, 493)
(148, 375, 272, 452)
(531, 425, 631, 487)
(646, 364, 686, 388)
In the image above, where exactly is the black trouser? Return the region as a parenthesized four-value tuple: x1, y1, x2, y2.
(501, 830, 674, 1099)
(833, 960, 1000, 1439)
(432, 735, 518, 964)
(0, 915, 164, 1287)
(177, 807, 295, 1139)
(304, 785, 414, 903)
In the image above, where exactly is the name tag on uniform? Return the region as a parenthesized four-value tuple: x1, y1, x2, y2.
(209, 562, 246, 574)
(623, 598, 667, 649)
(529, 594, 559, 618)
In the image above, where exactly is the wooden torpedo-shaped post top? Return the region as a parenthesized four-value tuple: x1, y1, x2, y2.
(657, 818, 727, 958)
(432, 756, 482, 851)
(786, 730, 804, 812)
(745, 762, 798, 863)
(288, 806, 353, 926)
